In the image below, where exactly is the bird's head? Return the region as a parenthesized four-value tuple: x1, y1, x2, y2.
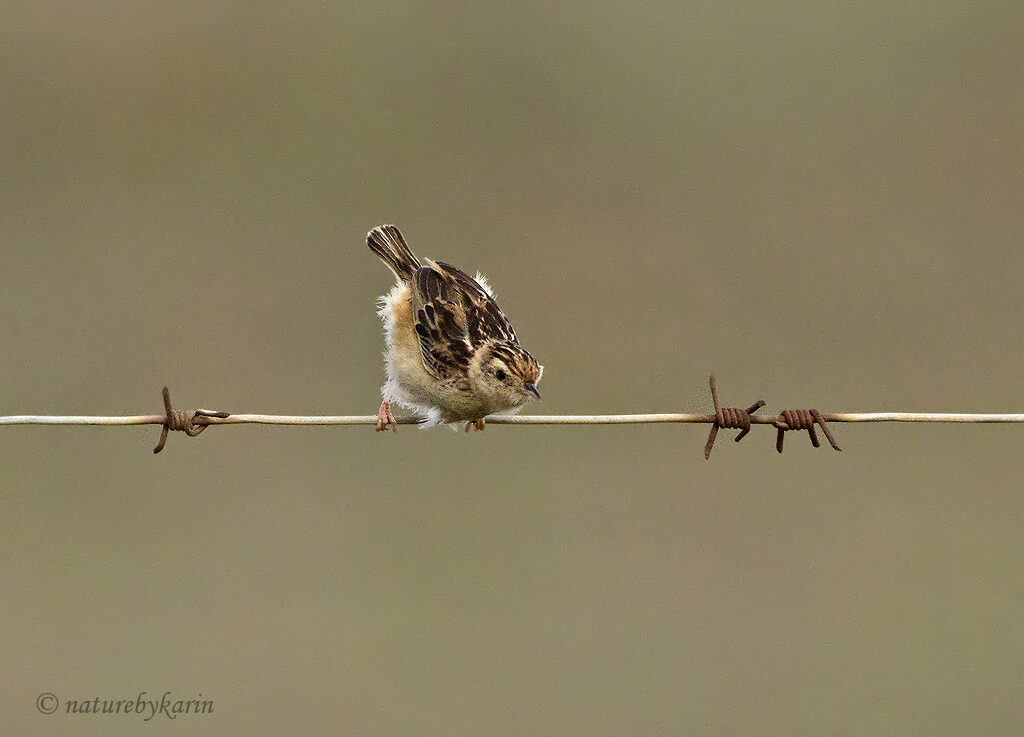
(471, 342, 543, 410)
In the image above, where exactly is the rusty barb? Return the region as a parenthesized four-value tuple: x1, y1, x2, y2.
(703, 375, 840, 459)
(704, 374, 766, 459)
(153, 387, 230, 454)
(773, 408, 841, 454)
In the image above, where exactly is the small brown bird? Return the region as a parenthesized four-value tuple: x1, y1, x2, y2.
(368, 225, 542, 432)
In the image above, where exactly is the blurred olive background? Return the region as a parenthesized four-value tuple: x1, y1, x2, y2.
(3, 1, 1023, 735)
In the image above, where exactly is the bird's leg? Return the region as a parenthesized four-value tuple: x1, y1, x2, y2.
(463, 417, 486, 432)
(375, 401, 397, 433)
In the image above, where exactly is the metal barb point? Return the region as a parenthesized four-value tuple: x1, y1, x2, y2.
(153, 386, 230, 454)
(773, 408, 841, 454)
(704, 375, 766, 460)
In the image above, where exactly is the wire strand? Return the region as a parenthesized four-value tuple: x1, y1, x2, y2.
(5, 377, 1022, 456)
(4, 411, 1024, 426)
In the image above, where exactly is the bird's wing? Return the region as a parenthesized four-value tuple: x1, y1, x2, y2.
(410, 264, 474, 380)
(410, 261, 518, 379)
(434, 261, 518, 345)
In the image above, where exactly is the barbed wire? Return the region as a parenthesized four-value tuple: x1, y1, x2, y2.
(2, 377, 1022, 457)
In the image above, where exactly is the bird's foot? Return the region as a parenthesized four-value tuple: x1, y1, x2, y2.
(375, 401, 397, 433)
(464, 417, 486, 432)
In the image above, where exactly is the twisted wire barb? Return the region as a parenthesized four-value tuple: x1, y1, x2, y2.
(703, 374, 766, 459)
(773, 408, 841, 454)
(152, 387, 230, 454)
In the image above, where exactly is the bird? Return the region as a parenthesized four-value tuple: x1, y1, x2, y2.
(367, 224, 542, 432)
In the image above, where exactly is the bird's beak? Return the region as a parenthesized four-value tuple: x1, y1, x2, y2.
(524, 383, 541, 400)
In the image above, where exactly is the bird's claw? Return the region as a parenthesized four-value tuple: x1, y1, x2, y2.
(376, 401, 397, 433)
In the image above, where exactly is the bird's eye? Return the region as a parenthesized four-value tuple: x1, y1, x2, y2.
(495, 369, 507, 381)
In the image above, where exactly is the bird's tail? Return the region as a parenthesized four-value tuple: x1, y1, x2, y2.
(367, 225, 421, 282)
